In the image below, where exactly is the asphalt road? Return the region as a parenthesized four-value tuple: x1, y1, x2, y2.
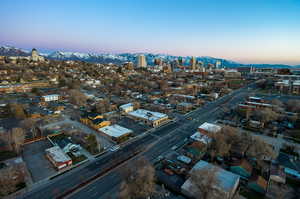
(18, 83, 255, 199)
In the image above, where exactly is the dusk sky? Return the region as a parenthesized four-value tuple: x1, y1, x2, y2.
(1, 0, 300, 65)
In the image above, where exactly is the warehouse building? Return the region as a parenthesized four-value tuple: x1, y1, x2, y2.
(98, 124, 133, 143)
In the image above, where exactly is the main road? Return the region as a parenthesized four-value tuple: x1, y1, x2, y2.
(18, 82, 256, 199)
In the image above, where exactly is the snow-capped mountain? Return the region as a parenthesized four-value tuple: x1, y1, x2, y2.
(47, 51, 128, 64)
(1, 45, 299, 68)
(0, 46, 30, 56)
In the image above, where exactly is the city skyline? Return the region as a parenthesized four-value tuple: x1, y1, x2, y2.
(1, 0, 300, 65)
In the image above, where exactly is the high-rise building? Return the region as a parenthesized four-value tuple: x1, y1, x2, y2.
(215, 60, 221, 69)
(31, 48, 45, 62)
(137, 55, 147, 67)
(190, 56, 196, 70)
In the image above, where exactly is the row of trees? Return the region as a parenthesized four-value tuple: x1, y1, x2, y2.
(208, 126, 276, 168)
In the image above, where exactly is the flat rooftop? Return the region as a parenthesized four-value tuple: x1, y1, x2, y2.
(99, 124, 133, 138)
(45, 146, 71, 163)
(128, 109, 168, 121)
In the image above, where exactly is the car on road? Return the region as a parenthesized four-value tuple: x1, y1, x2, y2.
(187, 117, 193, 120)
(109, 145, 120, 152)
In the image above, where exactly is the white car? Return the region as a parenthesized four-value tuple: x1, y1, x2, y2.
(109, 145, 120, 152)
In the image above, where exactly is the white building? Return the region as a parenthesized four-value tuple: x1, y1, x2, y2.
(45, 146, 72, 170)
(190, 131, 212, 145)
(127, 109, 168, 127)
(119, 103, 134, 113)
(198, 122, 222, 135)
(42, 94, 60, 102)
(181, 160, 240, 199)
(98, 124, 133, 142)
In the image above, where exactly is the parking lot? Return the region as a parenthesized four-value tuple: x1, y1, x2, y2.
(22, 140, 57, 182)
(117, 116, 149, 136)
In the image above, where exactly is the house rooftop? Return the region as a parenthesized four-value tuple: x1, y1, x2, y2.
(198, 122, 222, 133)
(182, 160, 239, 193)
(190, 131, 212, 144)
(276, 152, 300, 172)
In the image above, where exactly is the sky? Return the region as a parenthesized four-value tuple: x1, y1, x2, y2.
(1, 0, 300, 65)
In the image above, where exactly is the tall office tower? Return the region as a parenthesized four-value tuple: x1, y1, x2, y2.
(171, 60, 178, 68)
(215, 60, 221, 69)
(137, 55, 147, 67)
(190, 56, 196, 70)
(178, 57, 184, 65)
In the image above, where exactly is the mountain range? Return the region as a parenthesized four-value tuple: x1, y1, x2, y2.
(1, 45, 299, 69)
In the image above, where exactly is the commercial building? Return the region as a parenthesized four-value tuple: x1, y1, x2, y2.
(274, 80, 300, 95)
(119, 103, 134, 113)
(42, 94, 60, 102)
(181, 160, 240, 199)
(224, 69, 241, 79)
(190, 56, 196, 70)
(177, 102, 193, 113)
(127, 109, 168, 127)
(45, 146, 72, 170)
(137, 54, 147, 67)
(98, 124, 133, 143)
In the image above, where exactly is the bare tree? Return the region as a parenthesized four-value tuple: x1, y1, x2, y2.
(10, 128, 25, 154)
(8, 103, 26, 119)
(254, 109, 278, 124)
(190, 166, 222, 199)
(20, 118, 36, 137)
(209, 126, 240, 158)
(68, 89, 87, 106)
(243, 134, 276, 170)
(119, 157, 157, 199)
(286, 99, 300, 113)
(271, 99, 284, 108)
(0, 165, 25, 197)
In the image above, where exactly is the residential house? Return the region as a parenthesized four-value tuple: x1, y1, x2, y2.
(198, 122, 222, 137)
(80, 112, 110, 129)
(276, 152, 300, 180)
(247, 176, 268, 194)
(269, 163, 286, 184)
(181, 160, 240, 199)
(230, 159, 253, 178)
